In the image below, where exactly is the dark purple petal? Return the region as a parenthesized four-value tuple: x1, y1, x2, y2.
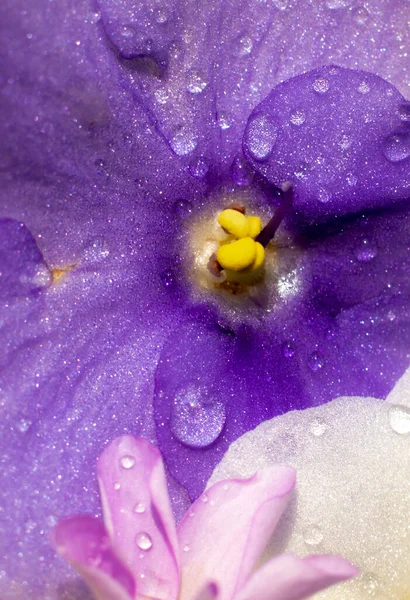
(243, 66, 410, 223)
(52, 515, 135, 600)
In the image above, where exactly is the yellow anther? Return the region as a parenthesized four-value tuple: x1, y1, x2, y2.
(224, 242, 265, 285)
(217, 237, 256, 271)
(218, 209, 249, 239)
(248, 242, 265, 271)
(247, 216, 262, 239)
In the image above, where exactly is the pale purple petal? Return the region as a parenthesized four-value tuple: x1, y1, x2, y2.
(178, 467, 296, 600)
(97, 436, 180, 600)
(52, 515, 135, 600)
(235, 553, 358, 600)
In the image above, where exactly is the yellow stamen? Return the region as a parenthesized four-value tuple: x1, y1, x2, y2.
(216, 237, 256, 271)
(217, 209, 249, 239)
(247, 216, 262, 239)
(224, 242, 265, 284)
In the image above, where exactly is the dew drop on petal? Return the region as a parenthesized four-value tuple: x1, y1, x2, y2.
(154, 8, 167, 23)
(186, 70, 207, 94)
(201, 493, 209, 503)
(282, 342, 295, 358)
(358, 81, 370, 94)
(114, 482, 121, 491)
(136, 532, 153, 551)
(189, 156, 209, 179)
(170, 386, 226, 448)
(308, 351, 325, 372)
(170, 129, 198, 156)
(154, 88, 169, 104)
(312, 77, 329, 93)
(356, 240, 377, 262)
(290, 109, 306, 126)
(16, 418, 32, 433)
(217, 113, 233, 130)
(237, 36, 253, 56)
(382, 133, 410, 163)
(303, 524, 324, 545)
(231, 156, 254, 186)
(310, 418, 327, 436)
(398, 102, 410, 122)
(183, 544, 190, 552)
(388, 405, 410, 434)
(246, 114, 278, 161)
(134, 502, 146, 514)
(120, 455, 135, 469)
(352, 6, 369, 23)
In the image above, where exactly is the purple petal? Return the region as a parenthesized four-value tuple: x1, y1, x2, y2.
(52, 515, 135, 600)
(235, 553, 358, 600)
(243, 66, 410, 224)
(97, 436, 180, 600)
(178, 467, 296, 600)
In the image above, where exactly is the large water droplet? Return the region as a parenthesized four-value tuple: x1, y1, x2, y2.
(170, 386, 226, 448)
(382, 133, 410, 163)
(312, 77, 329, 94)
(304, 525, 324, 545)
(136, 532, 153, 551)
(186, 70, 207, 94)
(170, 128, 198, 156)
(246, 114, 278, 161)
(290, 109, 306, 126)
(389, 405, 410, 434)
(308, 352, 325, 372)
(120, 455, 135, 469)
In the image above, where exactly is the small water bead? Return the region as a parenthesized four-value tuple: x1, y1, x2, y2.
(356, 240, 377, 262)
(154, 8, 167, 23)
(308, 352, 325, 372)
(326, 0, 351, 8)
(183, 545, 190, 552)
(346, 172, 358, 186)
(383, 132, 410, 163)
(84, 238, 110, 263)
(231, 156, 254, 186)
(237, 36, 253, 56)
(174, 198, 193, 216)
(290, 109, 306, 126)
(310, 418, 327, 436)
(154, 88, 168, 104)
(201, 494, 209, 503)
(312, 77, 329, 94)
(161, 269, 174, 288)
(358, 81, 370, 94)
(352, 6, 369, 24)
(170, 128, 198, 156)
(339, 134, 352, 150)
(114, 482, 121, 491)
(282, 342, 295, 358)
(136, 532, 153, 551)
(272, 0, 289, 8)
(170, 386, 226, 449)
(303, 525, 324, 545)
(134, 502, 146, 514)
(16, 418, 32, 433)
(246, 114, 278, 161)
(186, 70, 207, 94)
(217, 113, 233, 130)
(317, 189, 330, 203)
(120, 455, 135, 469)
(189, 157, 209, 179)
(389, 405, 410, 434)
(398, 102, 410, 122)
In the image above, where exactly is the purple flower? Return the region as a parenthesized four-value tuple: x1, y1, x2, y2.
(52, 436, 358, 600)
(0, 0, 410, 597)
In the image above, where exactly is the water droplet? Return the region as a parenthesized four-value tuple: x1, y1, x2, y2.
(154, 8, 167, 23)
(121, 25, 135, 39)
(317, 189, 330, 203)
(222, 484, 229, 491)
(134, 502, 146, 514)
(398, 102, 410, 122)
(310, 418, 327, 436)
(114, 482, 121, 491)
(186, 70, 207, 94)
(237, 36, 253, 56)
(308, 351, 325, 372)
(183, 544, 190, 552)
(188, 510, 195, 517)
(170, 128, 198, 156)
(352, 6, 369, 24)
(272, 0, 289, 8)
(135, 532, 153, 551)
(84, 238, 110, 263)
(339, 133, 351, 150)
(189, 157, 209, 179)
(161, 269, 174, 288)
(120, 455, 135, 469)
(282, 342, 295, 358)
(313, 77, 329, 94)
(358, 81, 370, 94)
(246, 114, 278, 161)
(217, 113, 232, 130)
(383, 132, 410, 162)
(389, 405, 410, 434)
(304, 525, 324, 545)
(170, 386, 226, 448)
(231, 156, 254, 186)
(201, 494, 209, 503)
(290, 109, 306, 126)
(326, 0, 351, 7)
(154, 88, 169, 104)
(16, 418, 32, 433)
(356, 240, 377, 262)
(346, 172, 358, 186)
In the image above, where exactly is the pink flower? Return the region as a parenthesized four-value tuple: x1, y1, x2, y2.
(52, 437, 358, 600)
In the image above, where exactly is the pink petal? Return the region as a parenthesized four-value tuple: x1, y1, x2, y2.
(235, 553, 359, 600)
(178, 466, 296, 600)
(52, 515, 135, 600)
(97, 436, 180, 600)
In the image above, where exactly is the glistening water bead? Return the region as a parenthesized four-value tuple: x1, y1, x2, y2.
(170, 385, 226, 448)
